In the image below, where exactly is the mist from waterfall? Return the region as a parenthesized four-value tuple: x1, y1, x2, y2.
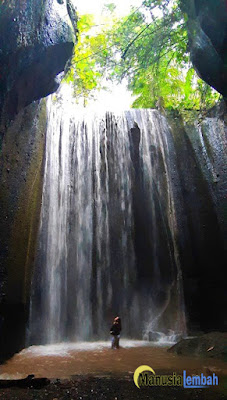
(28, 89, 187, 345)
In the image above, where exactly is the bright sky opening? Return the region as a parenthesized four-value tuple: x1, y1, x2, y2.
(72, 0, 142, 17)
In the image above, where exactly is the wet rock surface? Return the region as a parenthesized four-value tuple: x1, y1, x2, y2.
(180, 0, 227, 98)
(0, 101, 47, 363)
(166, 106, 227, 332)
(168, 332, 227, 361)
(0, 0, 76, 121)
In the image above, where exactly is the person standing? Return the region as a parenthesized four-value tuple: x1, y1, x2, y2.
(110, 316, 121, 349)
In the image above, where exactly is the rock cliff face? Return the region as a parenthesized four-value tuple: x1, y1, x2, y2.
(0, 100, 47, 361)
(166, 106, 227, 332)
(0, 0, 76, 361)
(180, 0, 227, 98)
(128, 106, 226, 334)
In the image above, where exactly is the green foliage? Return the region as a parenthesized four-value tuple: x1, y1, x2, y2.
(65, 14, 106, 105)
(66, 1, 220, 110)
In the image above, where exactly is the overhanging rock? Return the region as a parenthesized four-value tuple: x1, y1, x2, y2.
(0, 0, 77, 120)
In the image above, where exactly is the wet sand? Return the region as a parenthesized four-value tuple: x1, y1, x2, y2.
(0, 342, 226, 399)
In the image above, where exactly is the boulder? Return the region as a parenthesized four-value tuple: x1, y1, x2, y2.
(168, 332, 227, 360)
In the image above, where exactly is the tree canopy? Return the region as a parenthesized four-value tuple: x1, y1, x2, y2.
(65, 0, 220, 110)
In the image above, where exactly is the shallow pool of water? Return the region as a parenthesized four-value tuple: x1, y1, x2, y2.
(0, 340, 226, 380)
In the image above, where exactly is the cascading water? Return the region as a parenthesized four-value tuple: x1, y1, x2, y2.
(29, 89, 187, 345)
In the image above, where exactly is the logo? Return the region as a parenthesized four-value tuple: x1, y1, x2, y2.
(133, 365, 155, 388)
(183, 370, 218, 388)
(133, 365, 219, 389)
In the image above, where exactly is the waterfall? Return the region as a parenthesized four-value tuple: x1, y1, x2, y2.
(29, 90, 187, 344)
